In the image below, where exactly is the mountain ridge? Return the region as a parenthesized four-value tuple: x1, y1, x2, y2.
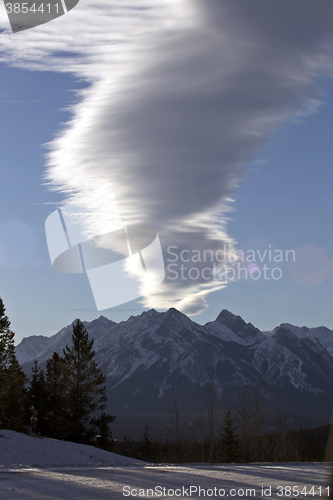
(15, 308, 333, 428)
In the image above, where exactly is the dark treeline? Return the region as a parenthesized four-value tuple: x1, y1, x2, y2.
(0, 298, 115, 451)
(113, 423, 330, 464)
(113, 384, 331, 463)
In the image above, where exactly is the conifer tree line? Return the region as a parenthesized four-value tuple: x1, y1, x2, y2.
(118, 386, 306, 464)
(117, 405, 324, 464)
(0, 298, 115, 450)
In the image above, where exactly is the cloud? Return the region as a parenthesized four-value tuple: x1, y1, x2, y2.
(1, 0, 333, 313)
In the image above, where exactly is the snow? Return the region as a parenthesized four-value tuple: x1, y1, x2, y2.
(0, 430, 143, 468)
(0, 431, 332, 499)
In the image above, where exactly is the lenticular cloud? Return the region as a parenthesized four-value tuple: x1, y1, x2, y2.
(0, 0, 333, 313)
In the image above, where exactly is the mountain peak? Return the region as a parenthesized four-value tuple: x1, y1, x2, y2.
(158, 308, 191, 325)
(272, 326, 300, 345)
(131, 309, 160, 323)
(143, 309, 159, 317)
(216, 309, 246, 333)
(165, 307, 188, 318)
(280, 323, 309, 333)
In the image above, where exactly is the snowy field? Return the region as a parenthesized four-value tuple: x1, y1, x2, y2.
(0, 431, 331, 499)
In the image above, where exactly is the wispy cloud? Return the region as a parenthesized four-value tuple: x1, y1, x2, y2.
(1, 0, 333, 313)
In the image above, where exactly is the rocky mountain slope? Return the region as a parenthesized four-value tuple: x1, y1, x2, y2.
(16, 308, 333, 428)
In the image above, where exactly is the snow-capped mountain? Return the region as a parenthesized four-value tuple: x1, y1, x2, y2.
(15, 309, 333, 427)
(269, 323, 333, 356)
(204, 309, 266, 345)
(15, 315, 117, 365)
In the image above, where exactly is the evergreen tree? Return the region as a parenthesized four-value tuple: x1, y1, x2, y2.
(137, 424, 152, 461)
(28, 361, 49, 435)
(62, 319, 108, 443)
(91, 412, 116, 451)
(218, 405, 239, 463)
(45, 351, 66, 438)
(0, 298, 27, 431)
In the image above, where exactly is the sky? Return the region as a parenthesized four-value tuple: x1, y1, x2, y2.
(0, 1, 333, 343)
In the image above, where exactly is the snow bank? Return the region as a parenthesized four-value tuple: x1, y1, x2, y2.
(0, 430, 144, 468)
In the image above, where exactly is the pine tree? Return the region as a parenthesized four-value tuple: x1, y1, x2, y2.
(137, 424, 152, 461)
(45, 351, 66, 439)
(91, 412, 116, 451)
(0, 298, 27, 431)
(62, 319, 108, 443)
(218, 404, 239, 463)
(28, 361, 49, 435)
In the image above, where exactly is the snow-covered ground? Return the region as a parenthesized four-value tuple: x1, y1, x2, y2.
(0, 430, 143, 467)
(0, 430, 332, 499)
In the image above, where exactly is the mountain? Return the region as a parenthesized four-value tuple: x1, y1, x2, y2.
(15, 315, 117, 365)
(269, 323, 333, 356)
(204, 309, 266, 345)
(16, 309, 333, 433)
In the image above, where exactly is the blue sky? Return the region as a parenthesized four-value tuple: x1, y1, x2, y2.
(203, 81, 333, 330)
(0, 66, 92, 340)
(0, 1, 333, 343)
